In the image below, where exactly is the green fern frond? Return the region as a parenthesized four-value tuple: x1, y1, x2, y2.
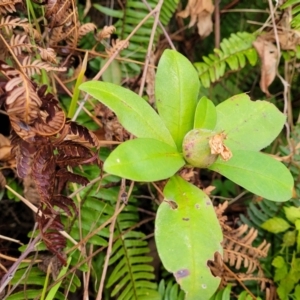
(103, 189, 160, 300)
(6, 265, 67, 300)
(195, 32, 258, 88)
(158, 279, 185, 300)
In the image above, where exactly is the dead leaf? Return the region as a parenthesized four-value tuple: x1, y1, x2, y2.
(178, 0, 215, 38)
(253, 37, 278, 97)
(203, 185, 215, 195)
(209, 132, 232, 161)
(0, 171, 6, 188)
(0, 134, 12, 161)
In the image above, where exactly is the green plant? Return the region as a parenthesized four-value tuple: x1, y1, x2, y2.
(80, 49, 294, 299)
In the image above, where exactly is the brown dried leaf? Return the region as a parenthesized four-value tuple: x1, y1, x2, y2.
(0, 171, 6, 188)
(177, 0, 214, 38)
(253, 37, 278, 97)
(209, 132, 232, 161)
(0, 133, 12, 161)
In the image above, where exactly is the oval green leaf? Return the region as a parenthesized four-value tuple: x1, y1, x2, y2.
(101, 59, 122, 85)
(155, 50, 200, 151)
(214, 94, 286, 151)
(104, 138, 185, 182)
(194, 96, 217, 130)
(80, 81, 175, 147)
(209, 150, 294, 202)
(261, 217, 290, 233)
(155, 175, 223, 300)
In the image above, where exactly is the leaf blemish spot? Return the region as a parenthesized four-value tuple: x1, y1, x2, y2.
(116, 158, 120, 163)
(195, 204, 200, 209)
(174, 268, 190, 279)
(182, 217, 189, 221)
(201, 283, 207, 289)
(206, 201, 211, 206)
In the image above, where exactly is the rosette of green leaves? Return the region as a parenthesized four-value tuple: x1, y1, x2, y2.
(80, 49, 293, 299)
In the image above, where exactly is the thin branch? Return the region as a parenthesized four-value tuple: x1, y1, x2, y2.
(95, 178, 126, 300)
(139, 0, 164, 96)
(214, 0, 221, 49)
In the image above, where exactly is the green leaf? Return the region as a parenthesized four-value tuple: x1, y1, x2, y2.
(214, 94, 286, 151)
(155, 49, 200, 151)
(284, 206, 300, 224)
(209, 150, 293, 202)
(104, 138, 185, 181)
(101, 59, 122, 85)
(283, 230, 296, 247)
(80, 81, 175, 147)
(194, 96, 217, 130)
(155, 175, 223, 300)
(93, 4, 124, 18)
(261, 217, 290, 233)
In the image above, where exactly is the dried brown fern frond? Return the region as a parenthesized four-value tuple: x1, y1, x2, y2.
(47, 6, 80, 47)
(38, 47, 57, 64)
(5, 74, 42, 138)
(0, 16, 40, 41)
(95, 25, 116, 42)
(105, 39, 129, 57)
(78, 22, 96, 42)
(45, 0, 71, 28)
(21, 56, 66, 77)
(212, 201, 271, 291)
(0, 16, 29, 36)
(0, 0, 22, 16)
(9, 34, 31, 56)
(57, 120, 100, 149)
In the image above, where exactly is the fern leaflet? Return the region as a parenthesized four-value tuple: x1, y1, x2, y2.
(194, 32, 258, 88)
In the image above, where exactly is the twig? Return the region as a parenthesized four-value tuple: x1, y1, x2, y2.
(142, 0, 176, 50)
(95, 179, 126, 300)
(139, 0, 164, 96)
(214, 0, 221, 49)
(267, 0, 292, 137)
(0, 222, 48, 294)
(72, 5, 161, 122)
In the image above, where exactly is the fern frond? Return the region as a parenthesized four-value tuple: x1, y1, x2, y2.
(21, 56, 66, 77)
(98, 188, 160, 300)
(78, 22, 97, 41)
(9, 34, 31, 56)
(0, 16, 29, 36)
(194, 32, 258, 88)
(158, 279, 185, 300)
(0, 0, 22, 15)
(38, 47, 57, 64)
